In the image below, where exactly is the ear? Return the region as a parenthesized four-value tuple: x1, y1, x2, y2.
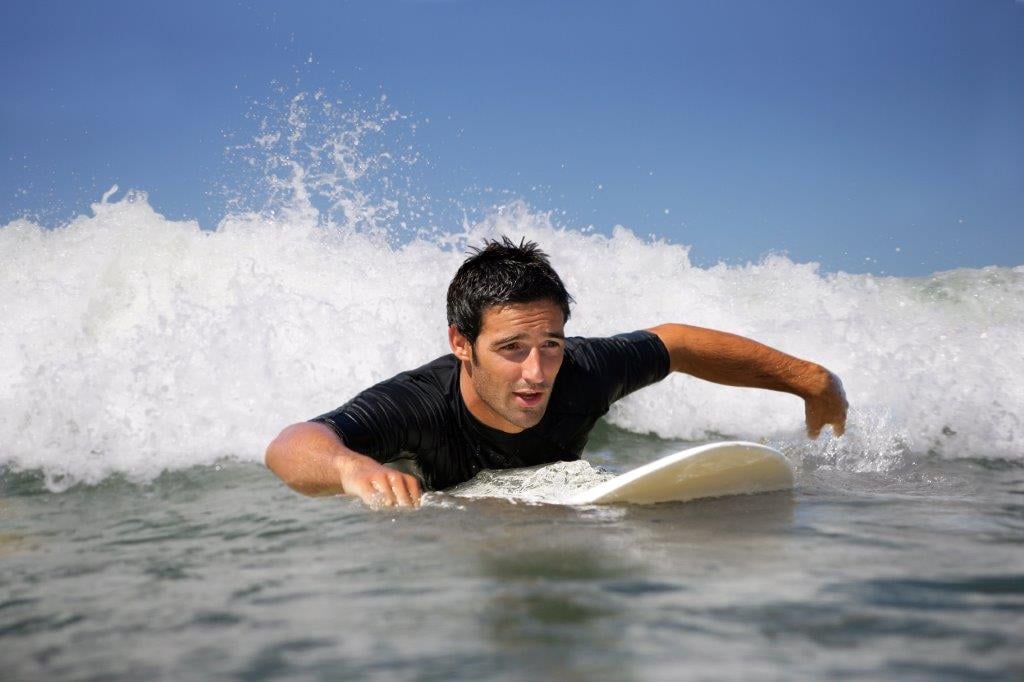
(449, 325, 473, 363)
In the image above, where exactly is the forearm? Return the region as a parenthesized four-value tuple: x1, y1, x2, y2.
(647, 323, 832, 399)
(264, 421, 374, 496)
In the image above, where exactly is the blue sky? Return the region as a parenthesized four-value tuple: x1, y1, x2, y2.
(2, 0, 1022, 275)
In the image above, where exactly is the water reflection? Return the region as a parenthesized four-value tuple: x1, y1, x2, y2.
(476, 543, 640, 680)
(454, 489, 798, 678)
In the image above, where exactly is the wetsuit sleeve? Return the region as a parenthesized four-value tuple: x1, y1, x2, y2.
(569, 330, 671, 411)
(309, 370, 448, 464)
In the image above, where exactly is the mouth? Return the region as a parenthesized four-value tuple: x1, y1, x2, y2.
(512, 391, 545, 408)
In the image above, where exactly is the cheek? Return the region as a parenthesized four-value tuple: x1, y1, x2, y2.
(477, 359, 518, 390)
(490, 357, 523, 382)
(544, 354, 564, 376)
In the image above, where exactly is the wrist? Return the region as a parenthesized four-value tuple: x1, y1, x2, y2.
(793, 362, 832, 400)
(332, 450, 377, 492)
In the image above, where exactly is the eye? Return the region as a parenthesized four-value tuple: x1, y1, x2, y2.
(501, 342, 521, 352)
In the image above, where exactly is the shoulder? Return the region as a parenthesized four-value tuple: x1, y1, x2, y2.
(554, 330, 670, 411)
(564, 330, 669, 372)
(318, 353, 459, 423)
(362, 353, 459, 412)
(310, 353, 460, 458)
(393, 353, 459, 389)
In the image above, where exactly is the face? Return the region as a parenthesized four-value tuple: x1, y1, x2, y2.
(449, 300, 566, 433)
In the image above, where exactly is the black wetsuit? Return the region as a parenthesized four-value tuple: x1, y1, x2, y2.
(311, 330, 670, 490)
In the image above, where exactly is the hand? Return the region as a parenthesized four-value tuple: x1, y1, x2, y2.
(337, 454, 422, 509)
(804, 369, 848, 438)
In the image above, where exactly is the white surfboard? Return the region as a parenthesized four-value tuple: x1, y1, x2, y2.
(570, 441, 794, 506)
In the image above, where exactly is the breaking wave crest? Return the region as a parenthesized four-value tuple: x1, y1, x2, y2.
(2, 92, 1021, 490)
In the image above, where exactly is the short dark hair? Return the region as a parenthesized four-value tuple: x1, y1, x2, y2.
(446, 236, 573, 344)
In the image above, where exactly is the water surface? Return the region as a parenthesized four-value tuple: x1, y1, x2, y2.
(4, 432, 1022, 680)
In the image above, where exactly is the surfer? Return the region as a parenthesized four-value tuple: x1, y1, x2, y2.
(266, 237, 847, 508)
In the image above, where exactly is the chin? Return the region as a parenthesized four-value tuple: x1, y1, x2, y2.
(512, 408, 547, 429)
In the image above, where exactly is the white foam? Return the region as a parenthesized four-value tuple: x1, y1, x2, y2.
(446, 460, 615, 505)
(3, 194, 1021, 490)
(2, 95, 1022, 490)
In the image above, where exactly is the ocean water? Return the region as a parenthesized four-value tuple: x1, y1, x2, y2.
(2, 96, 1023, 679)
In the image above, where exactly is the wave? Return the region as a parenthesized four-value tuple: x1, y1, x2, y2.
(2, 93, 1021, 490)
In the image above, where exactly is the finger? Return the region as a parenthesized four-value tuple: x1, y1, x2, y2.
(396, 474, 422, 508)
(389, 474, 414, 508)
(348, 481, 385, 509)
(371, 478, 397, 507)
(832, 417, 846, 437)
(806, 406, 823, 439)
(406, 476, 422, 506)
(835, 397, 849, 436)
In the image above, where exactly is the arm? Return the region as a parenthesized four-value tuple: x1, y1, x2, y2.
(647, 323, 847, 437)
(265, 422, 421, 507)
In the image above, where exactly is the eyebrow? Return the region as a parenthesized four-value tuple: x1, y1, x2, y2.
(491, 331, 566, 347)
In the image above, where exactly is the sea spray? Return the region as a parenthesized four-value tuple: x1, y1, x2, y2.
(770, 407, 915, 474)
(447, 460, 616, 506)
(3, 194, 1021, 489)
(224, 89, 431, 236)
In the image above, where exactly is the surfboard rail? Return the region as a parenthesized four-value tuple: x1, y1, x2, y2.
(571, 441, 794, 506)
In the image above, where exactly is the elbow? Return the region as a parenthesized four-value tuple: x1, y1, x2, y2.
(264, 423, 304, 477)
(264, 422, 341, 495)
(264, 433, 281, 471)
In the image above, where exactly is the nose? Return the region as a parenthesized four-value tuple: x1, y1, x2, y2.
(521, 347, 545, 385)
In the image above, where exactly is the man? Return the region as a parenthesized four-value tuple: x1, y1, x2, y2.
(266, 237, 847, 508)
